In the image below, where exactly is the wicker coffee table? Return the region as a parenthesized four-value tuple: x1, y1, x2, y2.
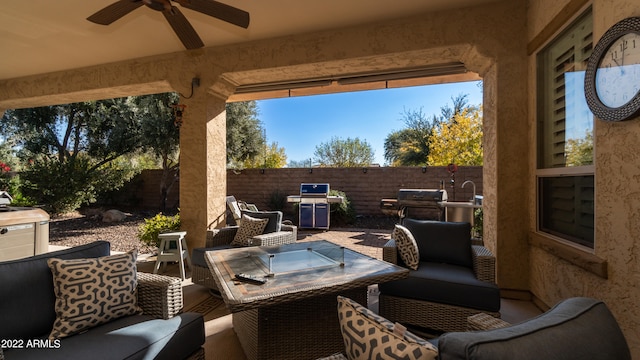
(205, 240, 408, 360)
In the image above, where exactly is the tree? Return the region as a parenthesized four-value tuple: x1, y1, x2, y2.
(427, 107, 483, 166)
(242, 142, 287, 168)
(226, 101, 265, 169)
(565, 129, 593, 166)
(314, 137, 374, 167)
(384, 108, 434, 166)
(1, 99, 140, 213)
(132, 93, 181, 211)
(384, 93, 480, 166)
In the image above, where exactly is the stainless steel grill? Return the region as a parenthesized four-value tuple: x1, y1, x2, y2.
(381, 188, 448, 220)
(287, 183, 343, 229)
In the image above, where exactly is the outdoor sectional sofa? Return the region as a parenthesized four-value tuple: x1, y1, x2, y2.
(0, 241, 205, 360)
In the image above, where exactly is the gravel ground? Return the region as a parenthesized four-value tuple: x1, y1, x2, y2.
(48, 210, 158, 254)
(48, 209, 398, 255)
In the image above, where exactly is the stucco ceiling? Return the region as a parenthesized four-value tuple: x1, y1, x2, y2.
(0, 0, 500, 81)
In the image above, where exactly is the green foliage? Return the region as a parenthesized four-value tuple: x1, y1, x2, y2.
(138, 212, 181, 247)
(226, 101, 265, 168)
(329, 189, 356, 225)
(2, 99, 142, 213)
(133, 93, 180, 166)
(9, 192, 37, 207)
(1, 93, 183, 213)
(314, 137, 374, 167)
(243, 142, 288, 168)
(565, 129, 593, 166)
(384, 108, 434, 166)
(473, 208, 483, 238)
(0, 161, 13, 192)
(132, 93, 181, 211)
(384, 94, 482, 166)
(20, 155, 135, 214)
(268, 189, 288, 212)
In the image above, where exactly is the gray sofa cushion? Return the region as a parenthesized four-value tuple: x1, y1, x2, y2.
(0, 241, 111, 340)
(402, 219, 472, 268)
(4, 312, 204, 360)
(378, 262, 500, 312)
(241, 210, 282, 234)
(438, 297, 631, 360)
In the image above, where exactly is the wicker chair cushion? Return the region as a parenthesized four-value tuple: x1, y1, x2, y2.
(402, 219, 473, 268)
(230, 215, 269, 246)
(47, 250, 142, 340)
(378, 262, 500, 312)
(241, 210, 283, 233)
(337, 296, 438, 360)
(392, 225, 420, 270)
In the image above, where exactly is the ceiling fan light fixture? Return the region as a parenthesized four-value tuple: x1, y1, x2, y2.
(87, 0, 250, 49)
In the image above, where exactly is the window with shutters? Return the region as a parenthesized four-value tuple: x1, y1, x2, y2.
(536, 9, 594, 248)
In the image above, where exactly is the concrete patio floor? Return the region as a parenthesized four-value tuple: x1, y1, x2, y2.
(136, 227, 543, 360)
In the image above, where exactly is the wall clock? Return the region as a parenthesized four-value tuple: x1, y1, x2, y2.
(584, 17, 640, 122)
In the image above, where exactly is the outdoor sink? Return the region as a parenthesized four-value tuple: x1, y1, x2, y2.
(438, 201, 482, 225)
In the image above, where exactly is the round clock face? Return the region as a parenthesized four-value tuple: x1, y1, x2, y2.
(595, 32, 640, 108)
(585, 17, 640, 122)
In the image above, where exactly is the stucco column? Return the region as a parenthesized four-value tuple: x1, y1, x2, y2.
(178, 83, 228, 252)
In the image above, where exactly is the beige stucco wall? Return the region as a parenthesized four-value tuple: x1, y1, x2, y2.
(9, 0, 640, 355)
(527, 0, 640, 356)
(0, 0, 531, 294)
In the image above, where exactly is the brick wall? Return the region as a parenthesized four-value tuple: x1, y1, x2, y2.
(123, 166, 482, 216)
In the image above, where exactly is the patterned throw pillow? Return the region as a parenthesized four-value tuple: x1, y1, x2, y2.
(337, 296, 438, 360)
(392, 225, 420, 270)
(230, 214, 269, 247)
(47, 250, 142, 340)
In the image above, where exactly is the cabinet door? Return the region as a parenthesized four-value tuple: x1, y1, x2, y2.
(0, 223, 36, 261)
(299, 203, 315, 228)
(314, 203, 329, 229)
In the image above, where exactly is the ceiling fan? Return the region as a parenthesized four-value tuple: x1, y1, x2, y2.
(87, 0, 250, 50)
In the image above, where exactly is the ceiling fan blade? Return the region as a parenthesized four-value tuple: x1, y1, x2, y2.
(163, 7, 205, 49)
(87, 0, 144, 25)
(175, 0, 250, 29)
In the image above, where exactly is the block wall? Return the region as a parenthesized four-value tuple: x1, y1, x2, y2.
(124, 166, 483, 216)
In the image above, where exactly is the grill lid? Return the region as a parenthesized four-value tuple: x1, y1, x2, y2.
(300, 183, 330, 196)
(397, 189, 447, 206)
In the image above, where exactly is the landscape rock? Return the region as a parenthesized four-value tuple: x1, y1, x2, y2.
(102, 209, 127, 223)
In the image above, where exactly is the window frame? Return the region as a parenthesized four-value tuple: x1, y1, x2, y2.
(535, 6, 595, 250)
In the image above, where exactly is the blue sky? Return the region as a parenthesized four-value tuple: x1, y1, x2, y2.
(257, 80, 483, 166)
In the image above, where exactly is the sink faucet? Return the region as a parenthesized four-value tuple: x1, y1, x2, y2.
(461, 180, 476, 202)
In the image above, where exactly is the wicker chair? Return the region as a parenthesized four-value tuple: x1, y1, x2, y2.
(378, 219, 500, 333)
(191, 222, 297, 291)
(137, 272, 205, 360)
